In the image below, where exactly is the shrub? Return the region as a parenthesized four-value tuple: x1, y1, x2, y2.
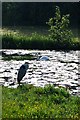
(46, 6, 73, 49)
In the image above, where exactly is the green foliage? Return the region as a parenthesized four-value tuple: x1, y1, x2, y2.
(1, 26, 80, 50)
(2, 32, 53, 50)
(2, 55, 35, 61)
(2, 84, 79, 119)
(2, 2, 79, 27)
(46, 6, 74, 49)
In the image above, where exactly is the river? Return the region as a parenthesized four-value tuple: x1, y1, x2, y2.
(0, 49, 80, 96)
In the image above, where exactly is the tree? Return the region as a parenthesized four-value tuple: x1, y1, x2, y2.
(46, 6, 73, 49)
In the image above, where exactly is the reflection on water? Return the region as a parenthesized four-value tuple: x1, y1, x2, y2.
(0, 49, 79, 96)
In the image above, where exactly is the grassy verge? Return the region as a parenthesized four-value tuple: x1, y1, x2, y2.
(1, 27, 80, 50)
(2, 55, 35, 61)
(2, 84, 79, 119)
(2, 54, 35, 61)
(0, 86, 2, 119)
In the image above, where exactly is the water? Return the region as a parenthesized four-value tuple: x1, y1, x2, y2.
(0, 49, 80, 96)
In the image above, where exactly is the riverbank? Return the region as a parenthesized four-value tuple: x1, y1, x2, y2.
(2, 84, 79, 119)
(1, 26, 80, 50)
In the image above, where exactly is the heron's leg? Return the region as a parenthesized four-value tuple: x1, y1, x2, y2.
(18, 81, 20, 86)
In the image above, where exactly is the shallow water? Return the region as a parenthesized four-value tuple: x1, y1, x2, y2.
(0, 49, 80, 96)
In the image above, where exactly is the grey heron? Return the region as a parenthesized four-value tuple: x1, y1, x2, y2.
(35, 53, 49, 61)
(17, 62, 29, 85)
(39, 56, 49, 61)
(36, 55, 49, 61)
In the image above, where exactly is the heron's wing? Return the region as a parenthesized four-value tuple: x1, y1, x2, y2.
(17, 65, 26, 82)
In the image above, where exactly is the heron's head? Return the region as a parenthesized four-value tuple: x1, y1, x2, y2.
(25, 62, 29, 64)
(24, 62, 29, 69)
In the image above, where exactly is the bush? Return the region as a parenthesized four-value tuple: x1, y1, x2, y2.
(46, 6, 73, 49)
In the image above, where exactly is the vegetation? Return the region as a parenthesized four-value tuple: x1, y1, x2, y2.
(2, 52, 35, 61)
(2, 84, 79, 119)
(1, 27, 80, 50)
(1, 5, 79, 50)
(2, 55, 35, 61)
(2, 2, 79, 28)
(2, 31, 50, 50)
(0, 86, 2, 118)
(46, 6, 73, 48)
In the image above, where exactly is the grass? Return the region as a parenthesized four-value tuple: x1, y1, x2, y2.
(2, 56, 35, 61)
(2, 84, 80, 119)
(1, 26, 80, 50)
(0, 86, 2, 119)
(2, 54, 35, 61)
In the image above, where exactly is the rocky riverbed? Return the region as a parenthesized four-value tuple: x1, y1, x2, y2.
(0, 49, 80, 96)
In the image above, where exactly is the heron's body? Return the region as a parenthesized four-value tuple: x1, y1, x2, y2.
(17, 62, 29, 85)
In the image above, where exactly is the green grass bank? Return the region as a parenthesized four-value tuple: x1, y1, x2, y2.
(1, 26, 80, 50)
(2, 84, 79, 119)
